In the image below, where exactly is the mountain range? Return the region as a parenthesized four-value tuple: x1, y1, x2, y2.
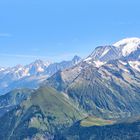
(46, 38, 140, 119)
(0, 55, 81, 95)
(0, 37, 140, 140)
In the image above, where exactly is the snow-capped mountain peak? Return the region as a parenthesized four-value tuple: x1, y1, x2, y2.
(27, 59, 52, 74)
(83, 45, 120, 67)
(113, 37, 140, 57)
(83, 37, 140, 70)
(29, 59, 51, 67)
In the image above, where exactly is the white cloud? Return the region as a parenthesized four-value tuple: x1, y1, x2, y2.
(0, 33, 12, 37)
(0, 53, 48, 59)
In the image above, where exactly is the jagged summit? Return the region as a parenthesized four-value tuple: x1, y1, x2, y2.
(0, 56, 81, 94)
(72, 55, 81, 64)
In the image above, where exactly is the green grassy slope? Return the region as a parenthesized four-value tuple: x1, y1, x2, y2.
(80, 116, 114, 127)
(0, 87, 85, 140)
(0, 88, 33, 117)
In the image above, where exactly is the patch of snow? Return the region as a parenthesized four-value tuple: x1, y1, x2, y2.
(123, 68, 129, 73)
(37, 67, 44, 72)
(113, 37, 140, 56)
(119, 60, 127, 65)
(100, 48, 110, 57)
(129, 61, 140, 72)
(62, 93, 69, 99)
(93, 61, 105, 67)
(0, 68, 5, 72)
(84, 57, 92, 62)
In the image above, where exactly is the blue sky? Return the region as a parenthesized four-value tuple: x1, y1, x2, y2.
(0, 0, 140, 67)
